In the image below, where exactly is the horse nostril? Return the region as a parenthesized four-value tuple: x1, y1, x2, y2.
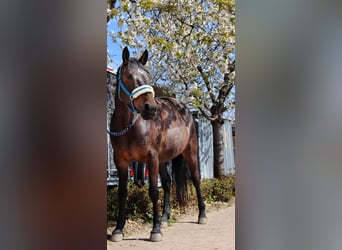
(144, 103, 151, 111)
(144, 103, 157, 113)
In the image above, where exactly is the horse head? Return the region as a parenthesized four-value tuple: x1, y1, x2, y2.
(117, 47, 158, 120)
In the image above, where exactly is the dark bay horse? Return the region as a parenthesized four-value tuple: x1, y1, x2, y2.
(108, 47, 207, 242)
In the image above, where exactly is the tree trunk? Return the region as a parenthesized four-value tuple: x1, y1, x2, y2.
(212, 120, 225, 178)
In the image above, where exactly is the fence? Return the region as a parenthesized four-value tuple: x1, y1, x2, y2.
(196, 116, 214, 179)
(223, 121, 235, 174)
(195, 115, 235, 179)
(107, 69, 119, 186)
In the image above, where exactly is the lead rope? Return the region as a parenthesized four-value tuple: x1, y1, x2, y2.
(107, 114, 139, 137)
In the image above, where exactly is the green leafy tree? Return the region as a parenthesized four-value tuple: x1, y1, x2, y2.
(109, 0, 235, 178)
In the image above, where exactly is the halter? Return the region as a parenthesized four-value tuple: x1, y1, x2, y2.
(107, 66, 155, 137)
(117, 66, 155, 113)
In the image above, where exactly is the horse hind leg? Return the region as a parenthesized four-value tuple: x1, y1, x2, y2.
(159, 161, 172, 228)
(172, 154, 189, 211)
(182, 143, 208, 224)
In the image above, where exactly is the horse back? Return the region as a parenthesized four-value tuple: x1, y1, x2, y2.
(156, 97, 194, 129)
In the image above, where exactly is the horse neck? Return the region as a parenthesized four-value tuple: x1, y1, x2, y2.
(113, 94, 135, 123)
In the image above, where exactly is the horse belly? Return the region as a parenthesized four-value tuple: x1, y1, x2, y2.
(158, 127, 190, 163)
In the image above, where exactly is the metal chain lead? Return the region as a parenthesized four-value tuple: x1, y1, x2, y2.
(107, 115, 139, 137)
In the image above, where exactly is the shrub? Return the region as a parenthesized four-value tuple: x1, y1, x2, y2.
(200, 174, 235, 203)
(107, 187, 119, 222)
(107, 173, 235, 223)
(126, 183, 153, 221)
(107, 183, 153, 222)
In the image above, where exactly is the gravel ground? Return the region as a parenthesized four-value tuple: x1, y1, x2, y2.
(107, 198, 235, 250)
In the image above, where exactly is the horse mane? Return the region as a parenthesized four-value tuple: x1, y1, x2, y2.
(156, 96, 186, 109)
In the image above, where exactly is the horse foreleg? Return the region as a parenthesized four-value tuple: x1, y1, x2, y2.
(147, 155, 162, 242)
(110, 161, 128, 242)
(159, 161, 171, 228)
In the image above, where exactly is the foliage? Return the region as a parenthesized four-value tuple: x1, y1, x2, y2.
(107, 174, 235, 223)
(126, 183, 153, 220)
(151, 84, 176, 98)
(200, 174, 235, 203)
(107, 183, 153, 222)
(107, 187, 119, 221)
(108, 0, 235, 122)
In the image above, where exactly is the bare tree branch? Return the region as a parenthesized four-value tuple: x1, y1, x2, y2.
(197, 66, 216, 103)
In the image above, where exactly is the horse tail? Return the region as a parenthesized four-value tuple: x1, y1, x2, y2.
(172, 154, 189, 208)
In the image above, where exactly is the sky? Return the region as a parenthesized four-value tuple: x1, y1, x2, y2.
(107, 19, 122, 71)
(107, 19, 144, 72)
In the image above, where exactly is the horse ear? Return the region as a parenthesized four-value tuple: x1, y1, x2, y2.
(122, 47, 130, 65)
(139, 49, 148, 65)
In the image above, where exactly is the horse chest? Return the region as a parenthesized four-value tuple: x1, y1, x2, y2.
(136, 136, 152, 147)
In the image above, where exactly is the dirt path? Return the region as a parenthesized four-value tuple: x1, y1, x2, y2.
(107, 199, 235, 250)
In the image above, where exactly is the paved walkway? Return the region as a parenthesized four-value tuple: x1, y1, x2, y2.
(107, 200, 235, 250)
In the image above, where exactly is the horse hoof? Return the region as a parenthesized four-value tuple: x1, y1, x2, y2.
(150, 232, 163, 242)
(110, 231, 123, 242)
(198, 216, 208, 224)
(160, 220, 168, 228)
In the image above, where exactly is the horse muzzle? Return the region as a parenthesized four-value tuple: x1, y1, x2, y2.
(141, 103, 158, 120)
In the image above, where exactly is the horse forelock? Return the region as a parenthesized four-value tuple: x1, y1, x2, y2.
(122, 58, 152, 86)
(128, 59, 151, 73)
